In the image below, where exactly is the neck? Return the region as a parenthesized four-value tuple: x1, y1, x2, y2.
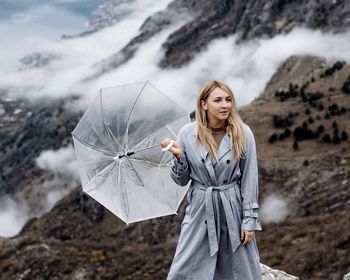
(207, 119, 227, 129)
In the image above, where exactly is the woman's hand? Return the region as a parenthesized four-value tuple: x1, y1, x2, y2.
(241, 230, 255, 246)
(160, 138, 183, 159)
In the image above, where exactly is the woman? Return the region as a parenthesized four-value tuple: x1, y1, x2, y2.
(160, 80, 262, 280)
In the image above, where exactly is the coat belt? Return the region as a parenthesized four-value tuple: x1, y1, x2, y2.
(192, 181, 242, 256)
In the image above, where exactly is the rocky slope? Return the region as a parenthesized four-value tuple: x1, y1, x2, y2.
(1, 0, 350, 278)
(0, 93, 81, 214)
(241, 55, 350, 279)
(160, 0, 350, 68)
(0, 55, 349, 279)
(82, 0, 350, 79)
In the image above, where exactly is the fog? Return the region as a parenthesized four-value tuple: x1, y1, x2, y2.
(260, 194, 289, 223)
(1, 0, 350, 236)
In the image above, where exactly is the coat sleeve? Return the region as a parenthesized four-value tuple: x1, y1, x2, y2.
(239, 126, 262, 231)
(170, 125, 191, 186)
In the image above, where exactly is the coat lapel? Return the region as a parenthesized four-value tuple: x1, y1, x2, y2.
(217, 133, 231, 161)
(191, 129, 231, 186)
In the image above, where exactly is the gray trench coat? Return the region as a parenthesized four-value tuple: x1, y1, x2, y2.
(167, 122, 262, 280)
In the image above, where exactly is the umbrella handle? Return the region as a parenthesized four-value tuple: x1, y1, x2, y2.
(162, 139, 174, 152)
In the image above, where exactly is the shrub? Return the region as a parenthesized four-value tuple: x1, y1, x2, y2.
(317, 125, 324, 134)
(342, 79, 350, 94)
(269, 133, 278, 143)
(284, 128, 291, 137)
(273, 115, 293, 128)
(293, 140, 298, 150)
(293, 126, 315, 141)
(333, 135, 341, 144)
(322, 134, 331, 143)
(341, 131, 348, 141)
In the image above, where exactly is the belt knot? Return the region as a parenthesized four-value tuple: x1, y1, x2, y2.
(192, 181, 241, 256)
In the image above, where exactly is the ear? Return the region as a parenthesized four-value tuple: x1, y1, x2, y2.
(201, 100, 207, 110)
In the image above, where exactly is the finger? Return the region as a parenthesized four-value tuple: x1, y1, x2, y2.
(162, 139, 174, 151)
(160, 139, 170, 148)
(241, 231, 244, 240)
(243, 235, 248, 246)
(247, 235, 252, 244)
(246, 232, 254, 244)
(243, 231, 252, 245)
(243, 232, 248, 245)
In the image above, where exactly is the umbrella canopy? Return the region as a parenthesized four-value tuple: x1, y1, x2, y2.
(71, 80, 190, 224)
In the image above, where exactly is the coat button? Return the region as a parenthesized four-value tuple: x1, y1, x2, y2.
(205, 220, 207, 224)
(226, 159, 230, 164)
(223, 180, 227, 184)
(201, 158, 205, 163)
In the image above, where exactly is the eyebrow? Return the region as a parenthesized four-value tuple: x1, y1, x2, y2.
(213, 96, 231, 99)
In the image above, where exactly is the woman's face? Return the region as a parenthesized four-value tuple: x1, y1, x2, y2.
(201, 87, 232, 124)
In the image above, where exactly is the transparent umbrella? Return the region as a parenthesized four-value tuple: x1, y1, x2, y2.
(71, 80, 190, 224)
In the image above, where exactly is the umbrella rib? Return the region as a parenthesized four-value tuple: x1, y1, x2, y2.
(106, 125, 124, 152)
(72, 134, 115, 157)
(84, 161, 117, 192)
(99, 90, 124, 152)
(129, 157, 171, 168)
(123, 157, 175, 214)
(117, 162, 129, 221)
(79, 158, 114, 165)
(165, 124, 177, 138)
(132, 144, 160, 154)
(128, 122, 183, 154)
(124, 157, 144, 186)
(123, 81, 147, 149)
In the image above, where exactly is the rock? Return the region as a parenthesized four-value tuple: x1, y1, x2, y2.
(19, 52, 60, 69)
(261, 263, 299, 279)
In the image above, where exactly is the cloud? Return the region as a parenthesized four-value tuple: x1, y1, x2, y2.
(35, 144, 80, 179)
(1, 1, 350, 235)
(0, 195, 29, 238)
(0, 3, 87, 72)
(260, 194, 289, 223)
(35, 144, 80, 211)
(2, 21, 350, 115)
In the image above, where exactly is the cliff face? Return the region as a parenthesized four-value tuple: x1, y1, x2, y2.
(160, 0, 350, 68)
(0, 55, 349, 279)
(83, 0, 350, 79)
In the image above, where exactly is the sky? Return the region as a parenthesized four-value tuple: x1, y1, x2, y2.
(1, 0, 350, 237)
(0, 0, 105, 71)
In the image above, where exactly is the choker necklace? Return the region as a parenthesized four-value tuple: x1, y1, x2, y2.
(208, 123, 227, 135)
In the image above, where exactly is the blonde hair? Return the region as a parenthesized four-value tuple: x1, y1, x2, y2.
(195, 80, 248, 162)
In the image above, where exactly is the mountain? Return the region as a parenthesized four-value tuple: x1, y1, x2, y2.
(84, 0, 350, 78)
(242, 55, 350, 279)
(1, 55, 349, 279)
(1, 0, 350, 278)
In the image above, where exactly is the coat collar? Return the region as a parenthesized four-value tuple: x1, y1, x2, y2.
(192, 130, 231, 162)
